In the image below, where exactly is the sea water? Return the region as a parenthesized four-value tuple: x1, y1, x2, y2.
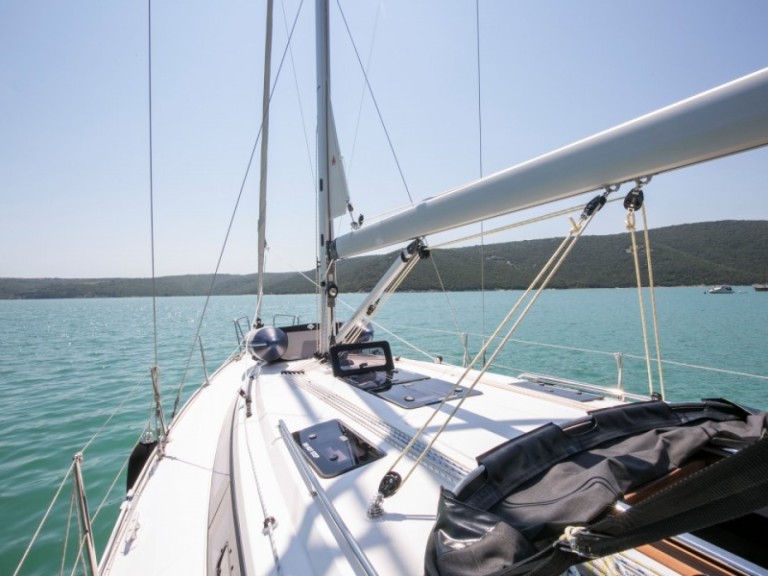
(2, 288, 766, 575)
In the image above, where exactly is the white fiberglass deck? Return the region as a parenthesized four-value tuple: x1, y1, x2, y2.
(100, 356, 245, 575)
(101, 351, 621, 575)
(212, 353, 616, 575)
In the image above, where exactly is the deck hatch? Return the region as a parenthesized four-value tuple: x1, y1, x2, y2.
(361, 372, 480, 409)
(512, 380, 604, 402)
(330, 341, 481, 409)
(291, 419, 385, 478)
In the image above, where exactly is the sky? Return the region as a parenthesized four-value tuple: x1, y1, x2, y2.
(2, 0, 767, 279)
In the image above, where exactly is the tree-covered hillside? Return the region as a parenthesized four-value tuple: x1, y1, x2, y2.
(2, 221, 766, 299)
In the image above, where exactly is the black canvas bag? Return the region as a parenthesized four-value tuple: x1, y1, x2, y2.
(424, 399, 768, 576)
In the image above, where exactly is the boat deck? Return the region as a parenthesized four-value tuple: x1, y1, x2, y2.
(99, 347, 623, 575)
(232, 355, 616, 575)
(100, 356, 245, 575)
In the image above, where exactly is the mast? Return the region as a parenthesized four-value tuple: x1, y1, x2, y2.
(255, 0, 274, 325)
(316, 0, 336, 354)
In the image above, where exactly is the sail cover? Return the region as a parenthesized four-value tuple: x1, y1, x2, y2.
(424, 399, 768, 575)
(328, 104, 351, 218)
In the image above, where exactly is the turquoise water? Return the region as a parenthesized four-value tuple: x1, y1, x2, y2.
(2, 288, 767, 575)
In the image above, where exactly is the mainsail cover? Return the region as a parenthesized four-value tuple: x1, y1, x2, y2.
(424, 399, 768, 576)
(328, 104, 351, 219)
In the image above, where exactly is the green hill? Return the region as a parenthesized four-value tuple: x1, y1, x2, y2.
(2, 220, 766, 299)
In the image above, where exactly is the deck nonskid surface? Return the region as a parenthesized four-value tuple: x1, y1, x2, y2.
(234, 354, 617, 575)
(101, 349, 619, 575)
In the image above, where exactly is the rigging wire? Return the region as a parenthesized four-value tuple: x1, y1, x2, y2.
(427, 256, 465, 358)
(90, 431, 148, 524)
(271, 232, 767, 388)
(279, 0, 316, 190)
(431, 196, 625, 249)
(145, 0, 167, 444)
(276, 0, 318, 324)
(170, 0, 306, 417)
(13, 371, 145, 576)
(334, 0, 414, 205)
(12, 461, 76, 576)
(147, 0, 158, 371)
(392, 324, 768, 384)
(334, 0, 481, 352)
(62, 484, 75, 575)
(347, 0, 382, 180)
(475, 0, 487, 366)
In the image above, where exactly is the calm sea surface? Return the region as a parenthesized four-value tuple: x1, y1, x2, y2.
(2, 288, 767, 574)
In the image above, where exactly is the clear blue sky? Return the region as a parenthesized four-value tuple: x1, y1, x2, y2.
(2, 1, 767, 278)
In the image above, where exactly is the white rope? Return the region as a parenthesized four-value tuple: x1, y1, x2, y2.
(626, 209, 655, 397)
(431, 197, 624, 250)
(640, 203, 666, 398)
(386, 207, 602, 489)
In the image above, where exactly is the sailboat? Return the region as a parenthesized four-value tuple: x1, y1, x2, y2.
(15, 2, 768, 575)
